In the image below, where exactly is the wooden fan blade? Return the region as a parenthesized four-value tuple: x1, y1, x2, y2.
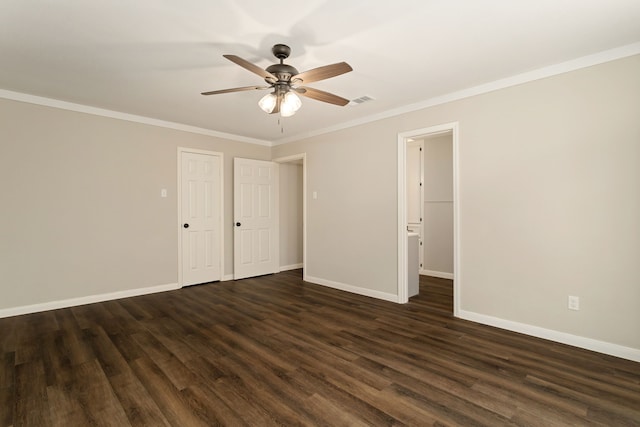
(201, 85, 270, 95)
(292, 62, 352, 84)
(223, 55, 276, 81)
(296, 87, 350, 106)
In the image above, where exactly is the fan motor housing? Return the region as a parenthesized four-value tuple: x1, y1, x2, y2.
(265, 63, 299, 82)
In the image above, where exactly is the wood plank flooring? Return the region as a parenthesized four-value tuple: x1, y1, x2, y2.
(1, 271, 639, 426)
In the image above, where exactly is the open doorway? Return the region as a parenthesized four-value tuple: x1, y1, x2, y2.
(274, 154, 306, 280)
(397, 123, 460, 316)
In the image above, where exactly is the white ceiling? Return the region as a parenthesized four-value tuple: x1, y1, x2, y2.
(2, 0, 640, 144)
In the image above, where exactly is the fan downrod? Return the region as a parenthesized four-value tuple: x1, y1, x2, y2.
(266, 44, 298, 81)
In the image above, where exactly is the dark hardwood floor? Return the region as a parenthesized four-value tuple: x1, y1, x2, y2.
(1, 271, 639, 426)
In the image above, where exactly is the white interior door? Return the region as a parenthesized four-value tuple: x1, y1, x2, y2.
(407, 140, 424, 271)
(406, 141, 422, 225)
(180, 151, 222, 286)
(234, 158, 278, 280)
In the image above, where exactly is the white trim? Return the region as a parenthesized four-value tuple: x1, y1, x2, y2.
(280, 263, 304, 272)
(177, 148, 225, 287)
(0, 89, 271, 146)
(0, 283, 179, 319)
(305, 275, 398, 303)
(272, 154, 306, 163)
(421, 270, 454, 280)
(274, 162, 281, 274)
(398, 123, 460, 314)
(452, 123, 461, 317)
(273, 153, 307, 282)
(397, 136, 408, 303)
(222, 274, 234, 281)
(459, 310, 640, 363)
(271, 42, 640, 145)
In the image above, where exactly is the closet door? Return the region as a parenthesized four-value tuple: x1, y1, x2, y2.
(180, 150, 222, 286)
(233, 158, 278, 280)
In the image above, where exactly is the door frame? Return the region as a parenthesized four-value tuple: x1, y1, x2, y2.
(177, 147, 224, 287)
(273, 153, 307, 281)
(397, 123, 460, 315)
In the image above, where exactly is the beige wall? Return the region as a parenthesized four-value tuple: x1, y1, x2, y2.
(273, 124, 399, 296)
(0, 98, 269, 309)
(279, 162, 303, 268)
(273, 55, 640, 350)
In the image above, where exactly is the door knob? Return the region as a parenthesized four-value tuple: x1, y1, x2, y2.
(183, 223, 189, 228)
(236, 222, 241, 227)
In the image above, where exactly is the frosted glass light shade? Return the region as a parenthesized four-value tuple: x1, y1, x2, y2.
(258, 93, 277, 113)
(280, 92, 302, 117)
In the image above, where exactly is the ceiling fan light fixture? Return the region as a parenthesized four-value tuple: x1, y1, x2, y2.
(203, 44, 352, 118)
(280, 91, 302, 117)
(258, 92, 277, 113)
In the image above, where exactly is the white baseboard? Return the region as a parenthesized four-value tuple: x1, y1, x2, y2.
(304, 275, 399, 303)
(0, 283, 180, 319)
(222, 274, 234, 281)
(280, 263, 303, 272)
(421, 269, 454, 280)
(459, 310, 640, 363)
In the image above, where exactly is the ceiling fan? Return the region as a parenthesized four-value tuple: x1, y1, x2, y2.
(201, 44, 353, 117)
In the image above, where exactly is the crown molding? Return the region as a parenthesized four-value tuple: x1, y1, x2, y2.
(271, 41, 640, 145)
(0, 89, 272, 147)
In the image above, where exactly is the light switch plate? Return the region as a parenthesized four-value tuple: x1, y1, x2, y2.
(568, 295, 580, 311)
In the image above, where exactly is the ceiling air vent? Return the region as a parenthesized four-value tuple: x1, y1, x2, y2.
(350, 95, 375, 106)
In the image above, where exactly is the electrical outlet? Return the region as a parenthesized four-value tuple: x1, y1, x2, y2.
(568, 295, 580, 311)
